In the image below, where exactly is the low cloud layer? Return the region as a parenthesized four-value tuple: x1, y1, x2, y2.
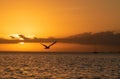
(60, 31, 120, 45)
(0, 31, 120, 46)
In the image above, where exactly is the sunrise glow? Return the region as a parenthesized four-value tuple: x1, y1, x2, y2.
(19, 42, 25, 45)
(0, 0, 120, 52)
(10, 34, 24, 40)
(0, 0, 120, 38)
(0, 1, 120, 79)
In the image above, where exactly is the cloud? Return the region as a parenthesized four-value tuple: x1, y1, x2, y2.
(0, 31, 120, 46)
(10, 36, 16, 39)
(60, 31, 120, 46)
(18, 35, 30, 40)
(0, 38, 19, 44)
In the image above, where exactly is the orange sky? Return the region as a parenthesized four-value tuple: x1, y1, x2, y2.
(0, 0, 120, 38)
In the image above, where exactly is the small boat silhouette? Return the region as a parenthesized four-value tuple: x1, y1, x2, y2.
(40, 41, 57, 49)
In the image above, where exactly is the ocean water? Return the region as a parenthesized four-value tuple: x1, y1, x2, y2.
(0, 43, 120, 52)
(0, 52, 120, 79)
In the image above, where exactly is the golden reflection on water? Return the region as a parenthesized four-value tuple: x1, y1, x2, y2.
(0, 43, 119, 52)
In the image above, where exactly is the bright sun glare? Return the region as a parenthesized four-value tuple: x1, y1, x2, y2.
(10, 34, 24, 40)
(19, 42, 25, 45)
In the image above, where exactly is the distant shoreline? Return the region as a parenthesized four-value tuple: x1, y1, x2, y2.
(0, 51, 120, 54)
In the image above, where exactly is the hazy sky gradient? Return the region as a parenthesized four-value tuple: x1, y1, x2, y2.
(0, 0, 120, 38)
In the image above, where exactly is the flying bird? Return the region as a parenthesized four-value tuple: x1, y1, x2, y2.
(40, 41, 57, 49)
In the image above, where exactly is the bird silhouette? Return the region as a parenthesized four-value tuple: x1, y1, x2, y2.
(40, 41, 57, 49)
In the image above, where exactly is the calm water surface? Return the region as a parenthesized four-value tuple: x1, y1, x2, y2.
(0, 43, 119, 52)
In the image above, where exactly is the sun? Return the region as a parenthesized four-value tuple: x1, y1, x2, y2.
(19, 42, 25, 45)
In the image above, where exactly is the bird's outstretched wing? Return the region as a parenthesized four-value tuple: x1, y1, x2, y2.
(48, 41, 57, 47)
(40, 43, 48, 48)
